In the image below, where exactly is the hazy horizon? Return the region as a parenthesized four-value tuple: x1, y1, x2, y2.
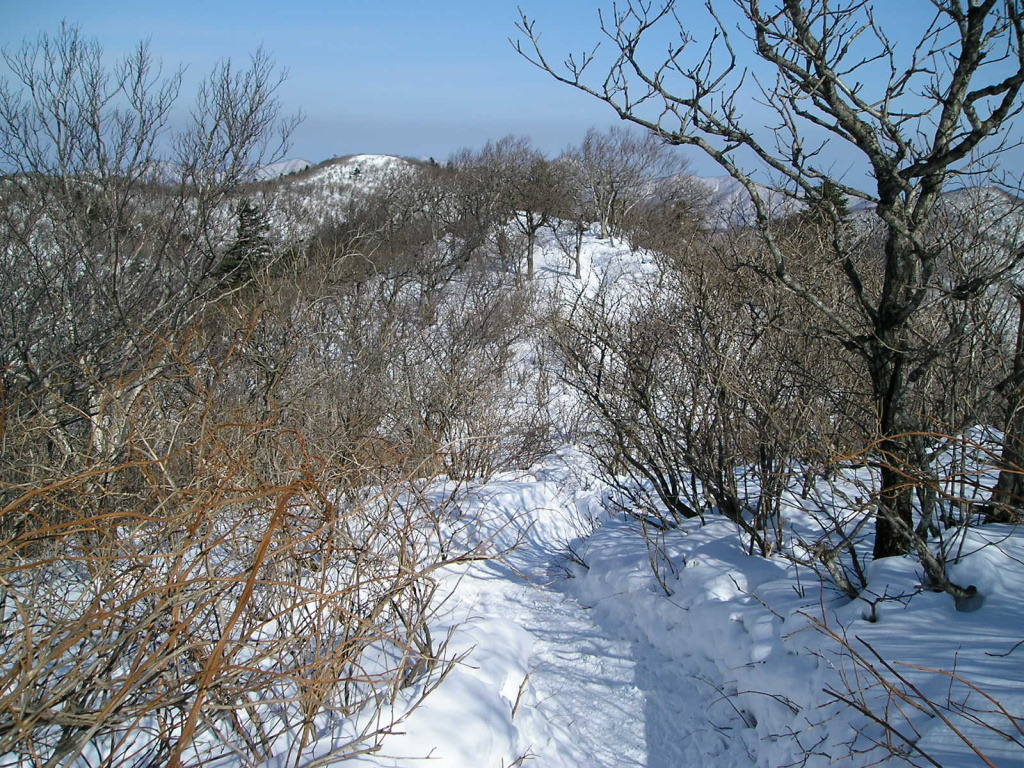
(5, 0, 1023, 189)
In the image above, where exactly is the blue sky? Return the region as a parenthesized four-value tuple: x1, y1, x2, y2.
(2, 1, 1022, 185)
(1, 0, 636, 165)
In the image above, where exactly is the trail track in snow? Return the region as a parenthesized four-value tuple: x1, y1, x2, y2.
(365, 464, 756, 768)
(462, 558, 651, 766)
(508, 572, 740, 768)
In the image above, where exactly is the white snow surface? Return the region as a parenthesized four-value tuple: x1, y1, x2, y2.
(290, 154, 415, 193)
(251, 158, 314, 180)
(343, 451, 685, 768)
(199, 196, 1024, 767)
(327, 235, 1024, 768)
(335, 444, 1024, 768)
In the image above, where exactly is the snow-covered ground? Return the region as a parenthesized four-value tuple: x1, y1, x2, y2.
(211, 164, 1024, 766)
(344, 451, 749, 768)
(334, 449, 1024, 767)
(311, 235, 1024, 767)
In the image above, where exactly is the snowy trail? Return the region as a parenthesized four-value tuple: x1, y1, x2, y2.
(341, 453, 1024, 768)
(464, 560, 651, 766)
(355, 466, 703, 767)
(632, 640, 740, 768)
(532, 575, 756, 768)
(521, 579, 724, 768)
(357, 460, 760, 768)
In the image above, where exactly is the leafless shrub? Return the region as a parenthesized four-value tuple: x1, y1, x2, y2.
(0, 338, 470, 768)
(552, 229, 857, 555)
(812, 619, 1024, 768)
(0, 24, 297, 485)
(516, 0, 1024, 562)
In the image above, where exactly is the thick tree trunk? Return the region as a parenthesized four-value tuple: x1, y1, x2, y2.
(871, 231, 923, 559)
(988, 293, 1024, 521)
(874, 456, 916, 558)
(526, 229, 536, 277)
(871, 344, 918, 559)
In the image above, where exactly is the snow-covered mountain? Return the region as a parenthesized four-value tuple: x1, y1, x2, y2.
(253, 154, 1021, 236)
(287, 153, 417, 189)
(250, 158, 314, 181)
(244, 154, 422, 235)
(281, 154, 418, 204)
(694, 173, 799, 225)
(692, 174, 1023, 231)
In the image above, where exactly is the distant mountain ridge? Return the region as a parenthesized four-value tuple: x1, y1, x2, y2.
(256, 154, 1019, 232)
(691, 174, 798, 226)
(250, 158, 314, 181)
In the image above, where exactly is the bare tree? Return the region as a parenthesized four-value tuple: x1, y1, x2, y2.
(560, 125, 690, 245)
(516, 0, 1024, 568)
(445, 136, 571, 277)
(554, 226, 861, 559)
(548, 152, 592, 279)
(0, 25, 297, 472)
(0, 336, 471, 768)
(509, 152, 566, 277)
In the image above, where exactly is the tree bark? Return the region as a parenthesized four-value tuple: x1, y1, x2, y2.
(988, 293, 1024, 521)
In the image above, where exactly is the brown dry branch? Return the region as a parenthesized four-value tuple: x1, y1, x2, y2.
(0, 343, 471, 768)
(808, 615, 1021, 768)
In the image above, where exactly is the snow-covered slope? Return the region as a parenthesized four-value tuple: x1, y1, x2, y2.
(338, 442, 1024, 768)
(695, 174, 799, 226)
(251, 158, 313, 181)
(268, 154, 420, 229)
(288, 154, 417, 191)
(306, 231, 1024, 768)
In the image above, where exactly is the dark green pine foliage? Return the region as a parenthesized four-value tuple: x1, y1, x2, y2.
(774, 179, 850, 247)
(218, 200, 272, 285)
(805, 179, 850, 225)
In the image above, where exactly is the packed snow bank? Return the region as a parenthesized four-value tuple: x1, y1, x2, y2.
(565, 513, 1024, 768)
(336, 447, 1024, 768)
(344, 454, 649, 767)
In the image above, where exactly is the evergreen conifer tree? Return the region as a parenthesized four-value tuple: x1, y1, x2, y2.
(218, 199, 271, 284)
